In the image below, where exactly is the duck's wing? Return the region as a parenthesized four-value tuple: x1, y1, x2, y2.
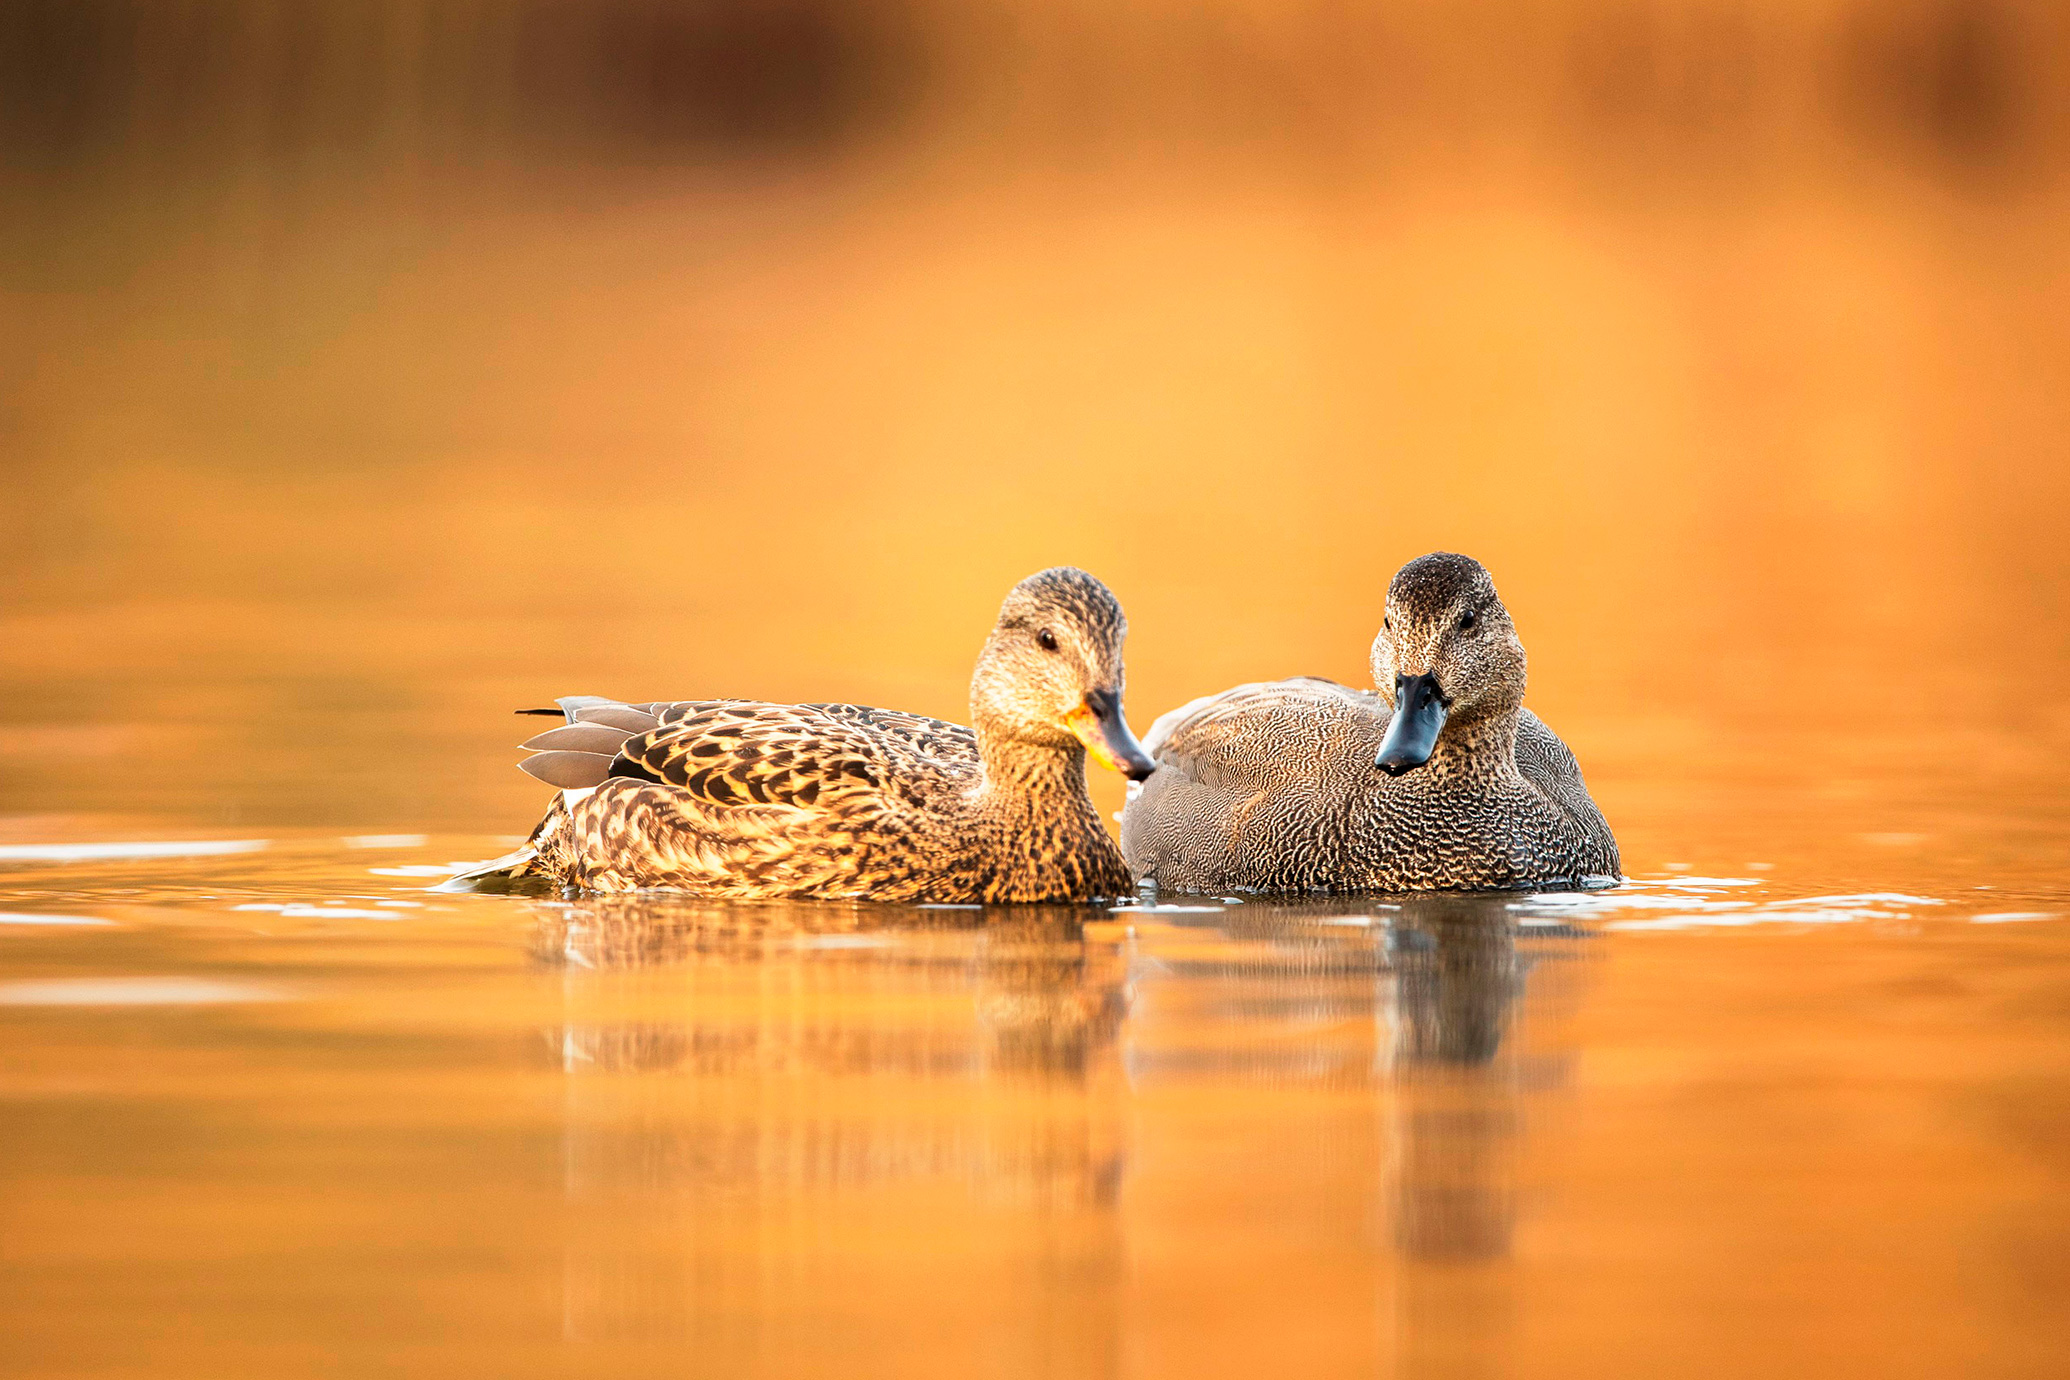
(1141, 677, 1382, 792)
(797, 703, 980, 765)
(609, 701, 964, 809)
(536, 700, 980, 897)
(1514, 709, 1620, 876)
(514, 698, 975, 790)
(1122, 678, 1384, 892)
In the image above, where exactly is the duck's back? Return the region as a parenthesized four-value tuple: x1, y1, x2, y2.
(1121, 677, 1616, 893)
(1123, 678, 1382, 893)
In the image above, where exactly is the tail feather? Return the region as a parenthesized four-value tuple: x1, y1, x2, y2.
(568, 704, 659, 733)
(438, 843, 540, 893)
(521, 722, 635, 754)
(512, 696, 661, 784)
(516, 695, 629, 722)
(466, 695, 671, 894)
(520, 750, 618, 788)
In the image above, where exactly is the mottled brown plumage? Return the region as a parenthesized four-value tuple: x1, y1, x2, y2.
(458, 568, 1155, 902)
(1120, 553, 1619, 894)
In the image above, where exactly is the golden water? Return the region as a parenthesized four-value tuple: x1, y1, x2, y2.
(3, 756, 2067, 1378)
(7, 3, 2070, 1372)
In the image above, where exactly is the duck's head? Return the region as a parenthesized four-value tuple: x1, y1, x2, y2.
(1368, 552, 1527, 776)
(971, 567, 1156, 781)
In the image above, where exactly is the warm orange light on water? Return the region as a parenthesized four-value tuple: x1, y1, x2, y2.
(3, 3, 2069, 1376)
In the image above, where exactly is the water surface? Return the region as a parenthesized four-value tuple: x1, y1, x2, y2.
(3, 815, 2066, 1378)
(6, 6, 2070, 1370)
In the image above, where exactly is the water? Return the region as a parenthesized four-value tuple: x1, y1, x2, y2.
(7, 5, 2070, 1370)
(3, 817, 2066, 1378)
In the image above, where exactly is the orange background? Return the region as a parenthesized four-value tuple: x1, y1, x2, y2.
(4, 0, 2068, 865)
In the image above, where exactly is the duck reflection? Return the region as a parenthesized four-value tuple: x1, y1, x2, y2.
(1386, 894, 1532, 1263)
(536, 895, 1131, 1360)
(1116, 896, 1393, 1087)
(534, 895, 997, 1078)
(534, 897, 1127, 1086)
(975, 911, 1129, 1078)
(1379, 894, 1594, 1379)
(1114, 893, 1584, 1255)
(531, 889, 1593, 1367)
(1390, 895, 1522, 1067)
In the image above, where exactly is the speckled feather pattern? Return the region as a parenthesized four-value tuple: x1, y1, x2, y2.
(1122, 679, 1616, 893)
(524, 699, 1129, 901)
(1119, 554, 1619, 894)
(494, 567, 1140, 904)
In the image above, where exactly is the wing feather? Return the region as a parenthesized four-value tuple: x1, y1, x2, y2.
(1148, 677, 1383, 791)
(517, 696, 981, 895)
(614, 701, 972, 816)
(799, 703, 980, 765)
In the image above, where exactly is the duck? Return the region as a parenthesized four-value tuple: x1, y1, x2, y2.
(457, 567, 1156, 902)
(1118, 552, 1618, 894)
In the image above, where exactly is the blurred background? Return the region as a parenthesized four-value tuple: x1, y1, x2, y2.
(4, 0, 2069, 876)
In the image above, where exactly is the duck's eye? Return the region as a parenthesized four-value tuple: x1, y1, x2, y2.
(1036, 628, 1060, 652)
(1459, 609, 1478, 633)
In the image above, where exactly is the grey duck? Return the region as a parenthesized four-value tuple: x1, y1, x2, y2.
(1119, 552, 1618, 894)
(460, 567, 1155, 902)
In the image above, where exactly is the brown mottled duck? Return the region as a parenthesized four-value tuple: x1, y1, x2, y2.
(458, 567, 1155, 902)
(1119, 552, 1619, 894)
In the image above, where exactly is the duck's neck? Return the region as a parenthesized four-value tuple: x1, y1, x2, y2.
(1419, 703, 1522, 785)
(974, 732, 1099, 825)
(967, 719, 1130, 901)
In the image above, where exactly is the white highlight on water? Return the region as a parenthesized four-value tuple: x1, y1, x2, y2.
(0, 840, 268, 863)
(1599, 892, 1948, 932)
(235, 903, 404, 920)
(0, 977, 285, 1006)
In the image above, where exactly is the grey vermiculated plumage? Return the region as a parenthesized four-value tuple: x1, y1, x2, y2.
(1119, 553, 1619, 894)
(459, 567, 1148, 903)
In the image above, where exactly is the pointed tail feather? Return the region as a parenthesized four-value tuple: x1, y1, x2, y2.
(443, 792, 575, 894)
(516, 695, 626, 722)
(567, 704, 659, 733)
(513, 696, 663, 784)
(438, 843, 542, 893)
(520, 750, 618, 788)
(521, 723, 633, 754)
